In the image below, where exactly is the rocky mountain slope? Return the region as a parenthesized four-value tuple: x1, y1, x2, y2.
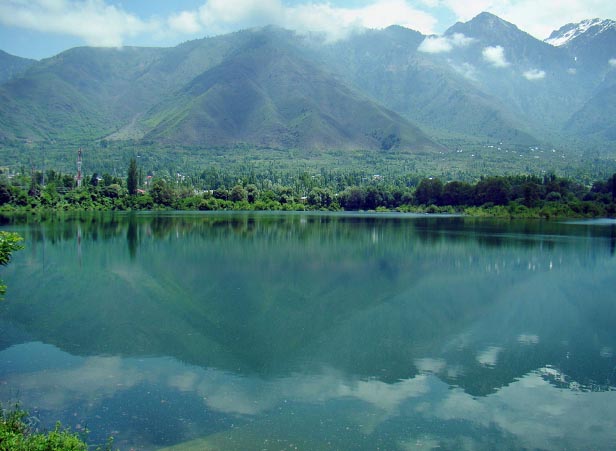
(0, 13, 614, 151)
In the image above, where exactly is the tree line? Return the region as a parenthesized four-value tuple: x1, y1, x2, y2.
(1, 159, 615, 218)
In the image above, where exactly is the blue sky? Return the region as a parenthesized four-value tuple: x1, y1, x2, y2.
(0, 0, 614, 60)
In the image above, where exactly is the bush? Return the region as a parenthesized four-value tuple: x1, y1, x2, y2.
(0, 405, 88, 451)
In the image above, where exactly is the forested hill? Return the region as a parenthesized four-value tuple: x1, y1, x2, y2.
(0, 12, 615, 158)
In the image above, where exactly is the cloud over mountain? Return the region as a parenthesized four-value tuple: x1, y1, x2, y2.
(418, 33, 475, 53)
(482, 45, 510, 67)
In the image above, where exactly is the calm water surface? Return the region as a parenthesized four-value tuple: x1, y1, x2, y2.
(1, 212, 615, 450)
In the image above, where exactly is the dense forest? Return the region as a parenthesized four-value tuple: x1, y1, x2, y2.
(1, 159, 615, 218)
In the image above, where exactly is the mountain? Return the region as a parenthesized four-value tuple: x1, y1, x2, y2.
(140, 30, 436, 151)
(442, 13, 584, 137)
(0, 29, 438, 152)
(0, 50, 36, 84)
(546, 18, 616, 47)
(0, 46, 167, 141)
(313, 24, 539, 146)
(566, 72, 616, 141)
(0, 13, 614, 154)
(544, 18, 616, 141)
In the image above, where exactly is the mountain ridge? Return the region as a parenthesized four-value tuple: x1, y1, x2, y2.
(0, 12, 614, 154)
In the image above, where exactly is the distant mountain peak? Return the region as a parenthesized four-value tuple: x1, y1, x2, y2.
(445, 11, 527, 42)
(467, 12, 518, 29)
(545, 18, 616, 46)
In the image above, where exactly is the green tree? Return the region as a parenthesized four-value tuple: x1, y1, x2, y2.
(1, 405, 91, 451)
(0, 232, 23, 297)
(522, 182, 541, 207)
(442, 181, 473, 206)
(246, 184, 259, 203)
(0, 182, 11, 205)
(415, 178, 443, 206)
(230, 185, 247, 202)
(474, 177, 511, 206)
(127, 158, 138, 195)
(151, 179, 175, 206)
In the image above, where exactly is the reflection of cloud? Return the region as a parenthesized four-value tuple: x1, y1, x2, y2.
(523, 68, 546, 80)
(4, 354, 145, 409)
(517, 334, 539, 345)
(435, 372, 616, 450)
(609, 58, 616, 68)
(4, 342, 616, 451)
(415, 358, 446, 374)
(476, 346, 502, 367)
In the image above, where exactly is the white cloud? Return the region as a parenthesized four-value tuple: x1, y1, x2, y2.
(567, 68, 577, 75)
(168, 11, 201, 35)
(609, 58, 616, 67)
(0, 0, 441, 47)
(198, 0, 283, 30)
(418, 32, 475, 53)
(482, 45, 509, 67)
(419, 36, 454, 53)
(0, 0, 157, 47)
(450, 61, 479, 80)
(168, 0, 439, 43)
(523, 68, 546, 80)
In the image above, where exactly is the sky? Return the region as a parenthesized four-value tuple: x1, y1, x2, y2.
(0, 0, 614, 60)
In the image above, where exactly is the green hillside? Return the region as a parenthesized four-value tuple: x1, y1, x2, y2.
(141, 31, 437, 151)
(0, 13, 614, 163)
(0, 49, 35, 84)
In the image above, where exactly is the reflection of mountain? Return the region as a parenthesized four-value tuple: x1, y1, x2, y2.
(1, 213, 615, 398)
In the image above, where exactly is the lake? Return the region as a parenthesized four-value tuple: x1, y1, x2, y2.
(1, 212, 615, 451)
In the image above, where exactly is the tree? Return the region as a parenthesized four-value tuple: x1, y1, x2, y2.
(0, 231, 23, 297)
(442, 181, 473, 206)
(339, 187, 365, 210)
(0, 182, 11, 205)
(151, 179, 175, 206)
(90, 172, 100, 186)
(415, 178, 443, 206)
(474, 177, 510, 206)
(522, 182, 541, 207)
(246, 184, 259, 203)
(230, 185, 247, 202)
(127, 158, 138, 195)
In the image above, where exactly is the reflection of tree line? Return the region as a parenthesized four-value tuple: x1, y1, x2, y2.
(2, 213, 615, 265)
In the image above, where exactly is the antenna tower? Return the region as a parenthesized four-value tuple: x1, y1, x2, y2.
(76, 148, 83, 188)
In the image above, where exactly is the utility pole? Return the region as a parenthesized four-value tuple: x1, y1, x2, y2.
(76, 148, 83, 188)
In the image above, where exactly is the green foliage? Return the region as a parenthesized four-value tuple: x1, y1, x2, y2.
(126, 158, 138, 195)
(150, 179, 175, 207)
(0, 164, 615, 219)
(0, 405, 88, 451)
(0, 231, 23, 297)
(415, 178, 443, 206)
(0, 232, 23, 266)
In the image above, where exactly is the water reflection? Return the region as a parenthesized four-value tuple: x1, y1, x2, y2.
(1, 212, 615, 450)
(2, 341, 615, 451)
